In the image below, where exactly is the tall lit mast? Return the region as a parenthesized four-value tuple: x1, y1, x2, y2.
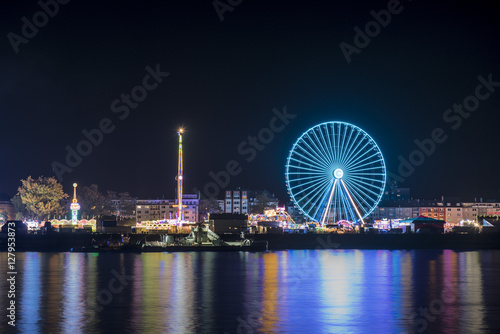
(175, 128, 185, 221)
(70, 183, 80, 225)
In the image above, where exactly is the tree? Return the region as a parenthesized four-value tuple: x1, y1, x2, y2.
(199, 197, 221, 215)
(11, 194, 29, 219)
(79, 184, 106, 218)
(251, 193, 272, 214)
(116, 192, 136, 217)
(103, 191, 136, 217)
(17, 176, 69, 220)
(0, 210, 8, 222)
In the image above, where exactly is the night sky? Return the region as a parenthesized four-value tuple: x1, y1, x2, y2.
(1, 0, 499, 202)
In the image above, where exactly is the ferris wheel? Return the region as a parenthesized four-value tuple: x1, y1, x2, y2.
(285, 122, 386, 225)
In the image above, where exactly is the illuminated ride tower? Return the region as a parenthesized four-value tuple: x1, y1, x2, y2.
(70, 183, 81, 225)
(174, 128, 186, 222)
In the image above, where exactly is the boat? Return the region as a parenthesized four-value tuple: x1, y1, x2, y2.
(141, 224, 268, 252)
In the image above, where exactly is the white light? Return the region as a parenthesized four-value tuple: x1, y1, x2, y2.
(179, 175, 183, 180)
(334, 168, 343, 179)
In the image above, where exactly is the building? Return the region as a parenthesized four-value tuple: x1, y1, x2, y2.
(248, 190, 279, 213)
(370, 200, 470, 225)
(369, 200, 420, 221)
(109, 198, 137, 219)
(224, 190, 249, 214)
(0, 201, 15, 221)
(136, 194, 199, 222)
(462, 202, 500, 221)
(383, 183, 410, 201)
(399, 216, 446, 233)
(209, 213, 248, 234)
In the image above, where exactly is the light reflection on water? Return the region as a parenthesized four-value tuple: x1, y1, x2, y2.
(1, 250, 500, 334)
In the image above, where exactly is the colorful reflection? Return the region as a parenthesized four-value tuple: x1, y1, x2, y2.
(0, 250, 498, 333)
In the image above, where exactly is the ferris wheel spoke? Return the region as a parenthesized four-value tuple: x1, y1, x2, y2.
(337, 124, 350, 165)
(339, 130, 361, 166)
(344, 178, 381, 203)
(316, 126, 336, 164)
(346, 177, 385, 190)
(347, 165, 385, 173)
(342, 141, 372, 167)
(348, 172, 386, 178)
(288, 174, 331, 184)
(345, 177, 385, 197)
(340, 180, 366, 224)
(291, 150, 330, 171)
(347, 160, 385, 175)
(307, 132, 333, 167)
(330, 123, 340, 162)
(346, 177, 381, 198)
(340, 134, 366, 166)
(288, 157, 327, 172)
(290, 176, 332, 200)
(311, 128, 334, 163)
(342, 187, 369, 219)
(346, 152, 382, 171)
(288, 177, 331, 196)
(302, 134, 333, 166)
(346, 177, 385, 187)
(339, 187, 354, 221)
(343, 179, 374, 212)
(337, 125, 355, 164)
(320, 179, 337, 224)
(299, 179, 334, 218)
(294, 143, 331, 170)
(287, 171, 329, 176)
(324, 124, 335, 163)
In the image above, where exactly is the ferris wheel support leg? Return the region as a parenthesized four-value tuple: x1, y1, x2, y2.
(340, 180, 365, 226)
(321, 179, 338, 225)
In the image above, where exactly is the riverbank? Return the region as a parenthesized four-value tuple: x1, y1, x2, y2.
(2, 232, 500, 252)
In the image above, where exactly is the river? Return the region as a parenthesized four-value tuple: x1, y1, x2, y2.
(1, 250, 499, 333)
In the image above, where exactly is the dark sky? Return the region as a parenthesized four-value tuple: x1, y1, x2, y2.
(1, 0, 499, 202)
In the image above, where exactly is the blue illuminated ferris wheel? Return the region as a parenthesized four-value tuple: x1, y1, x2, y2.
(285, 122, 386, 225)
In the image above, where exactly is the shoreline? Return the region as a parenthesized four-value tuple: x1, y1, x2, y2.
(2, 232, 500, 252)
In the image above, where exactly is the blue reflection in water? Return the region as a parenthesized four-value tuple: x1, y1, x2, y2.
(61, 253, 85, 333)
(19, 252, 41, 334)
(1, 250, 499, 334)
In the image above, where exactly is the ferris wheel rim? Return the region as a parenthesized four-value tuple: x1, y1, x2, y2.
(285, 121, 386, 223)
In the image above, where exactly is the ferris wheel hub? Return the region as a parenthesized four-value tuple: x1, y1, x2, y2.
(333, 168, 344, 179)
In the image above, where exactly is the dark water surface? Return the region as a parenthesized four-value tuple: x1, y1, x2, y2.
(1, 250, 500, 334)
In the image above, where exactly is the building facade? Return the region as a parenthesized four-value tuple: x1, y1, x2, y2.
(224, 190, 249, 214)
(136, 194, 199, 222)
(370, 200, 500, 225)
